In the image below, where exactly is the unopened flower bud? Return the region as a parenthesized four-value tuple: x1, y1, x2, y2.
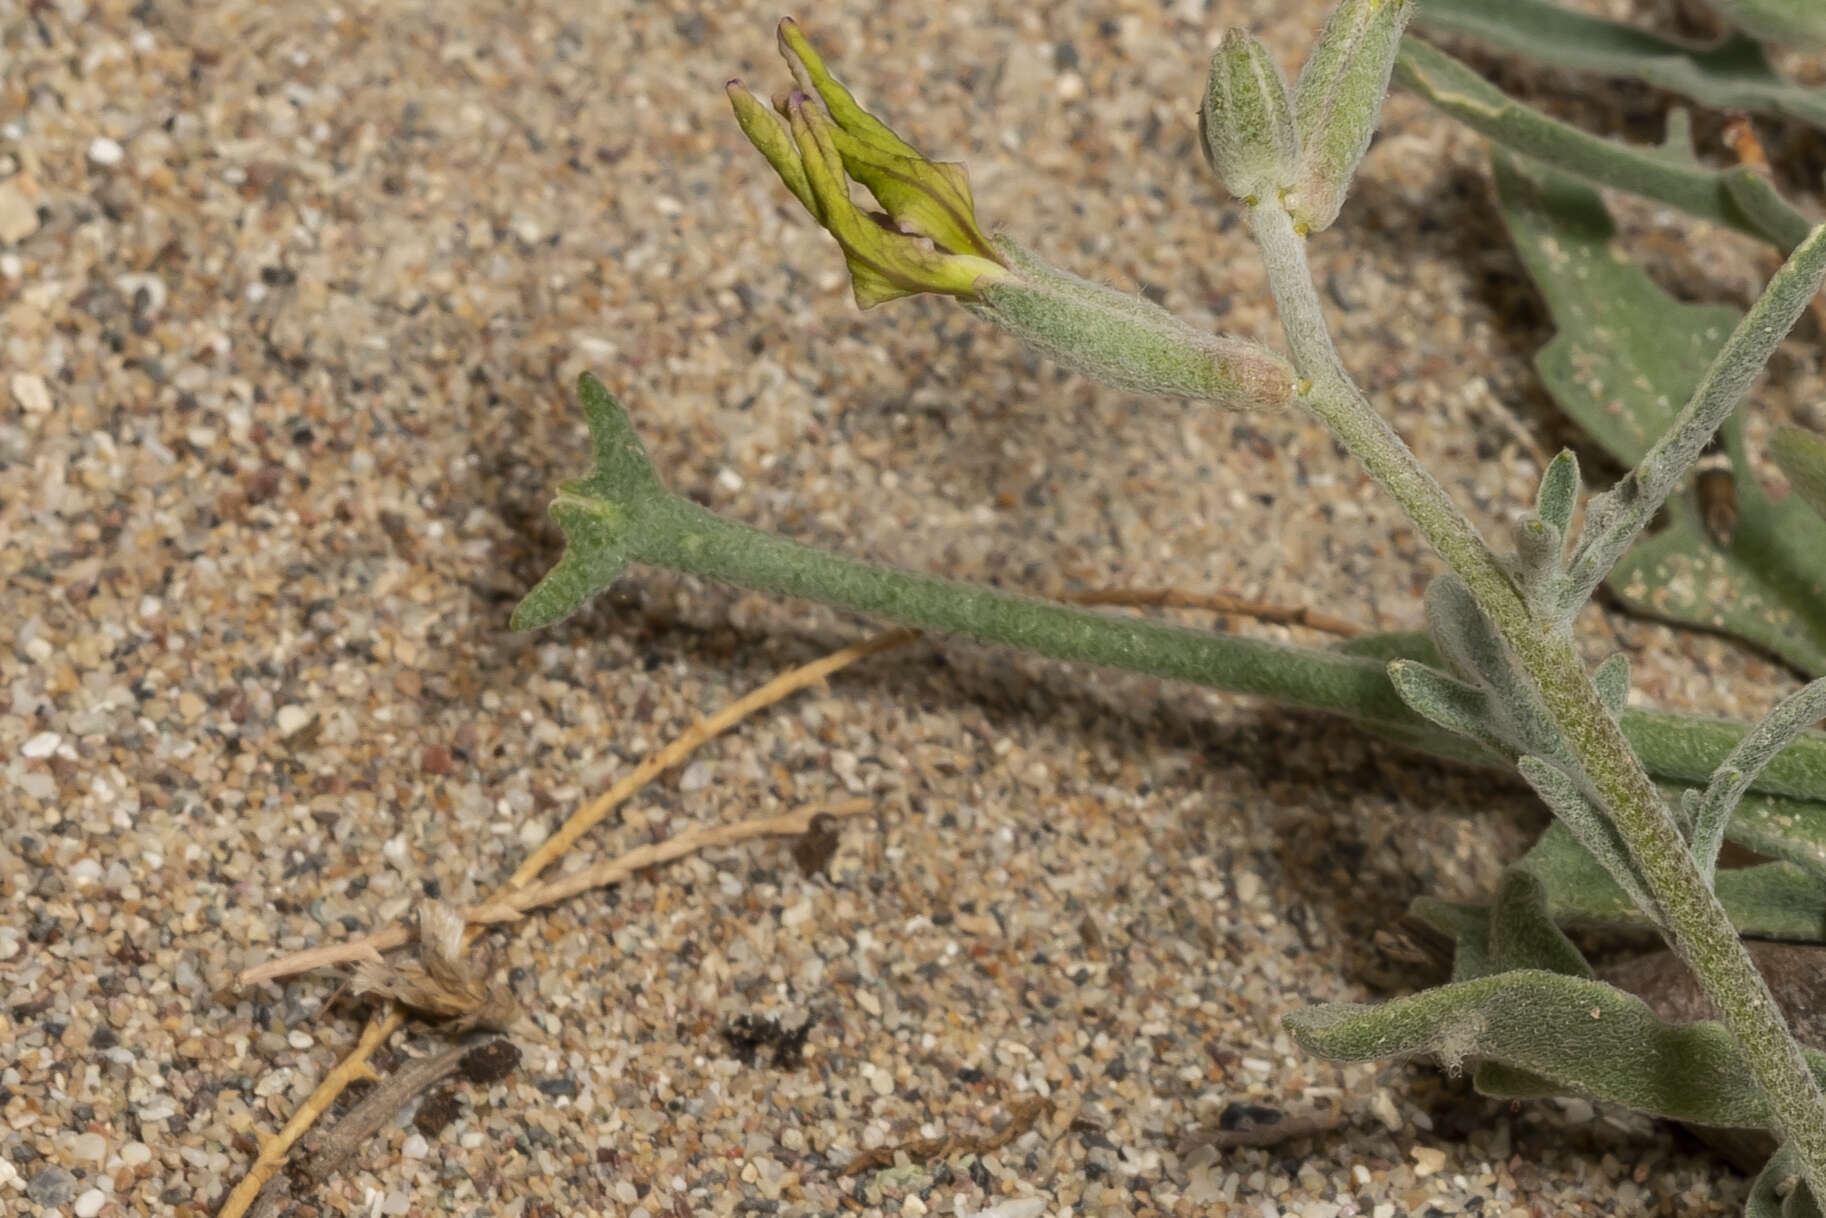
(968, 239, 1296, 409)
(1288, 0, 1413, 233)
(727, 20, 1008, 308)
(1200, 28, 1299, 203)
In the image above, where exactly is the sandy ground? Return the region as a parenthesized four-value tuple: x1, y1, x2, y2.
(3, 1, 1821, 1215)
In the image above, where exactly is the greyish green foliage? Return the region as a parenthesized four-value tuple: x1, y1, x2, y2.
(1774, 428, 1826, 523)
(1411, 0, 1826, 125)
(522, 9, 1826, 1209)
(1393, 38, 1811, 251)
(1492, 152, 1826, 675)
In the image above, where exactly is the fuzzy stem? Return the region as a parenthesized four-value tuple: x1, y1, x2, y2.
(1249, 197, 1826, 1193)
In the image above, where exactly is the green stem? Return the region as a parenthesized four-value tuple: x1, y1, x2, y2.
(635, 494, 1430, 730)
(1249, 198, 1826, 1193)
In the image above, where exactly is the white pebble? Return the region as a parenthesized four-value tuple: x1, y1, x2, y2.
(286, 1029, 314, 1049)
(69, 858, 103, 884)
(383, 1188, 411, 1215)
(87, 136, 125, 166)
(0, 180, 38, 244)
(118, 1142, 152, 1167)
(678, 760, 713, 792)
(274, 704, 313, 737)
(9, 371, 51, 414)
(400, 1133, 429, 1159)
(961, 1200, 1047, 1218)
(74, 1188, 108, 1217)
(72, 1133, 107, 1162)
(21, 731, 61, 759)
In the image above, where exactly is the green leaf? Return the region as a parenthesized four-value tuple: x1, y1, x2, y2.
(510, 375, 667, 631)
(1748, 1143, 1824, 1218)
(1287, 968, 1826, 1128)
(1521, 821, 1826, 940)
(1773, 428, 1826, 523)
(1492, 151, 1826, 675)
(1395, 38, 1811, 251)
(1411, 0, 1826, 128)
(1727, 789, 1826, 880)
(1703, 0, 1826, 50)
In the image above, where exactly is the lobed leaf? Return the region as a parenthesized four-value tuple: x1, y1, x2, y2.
(1492, 152, 1826, 675)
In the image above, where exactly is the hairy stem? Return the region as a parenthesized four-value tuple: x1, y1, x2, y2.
(1249, 197, 1826, 1192)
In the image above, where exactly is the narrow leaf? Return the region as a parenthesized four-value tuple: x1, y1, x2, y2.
(1592, 652, 1630, 719)
(1409, 2, 1826, 130)
(1696, 681, 1826, 882)
(1773, 428, 1826, 522)
(1286, 969, 1826, 1128)
(1535, 448, 1580, 533)
(1395, 39, 1811, 250)
(1523, 821, 1826, 941)
(1386, 660, 1509, 755)
(1488, 867, 1593, 980)
(1518, 756, 1657, 919)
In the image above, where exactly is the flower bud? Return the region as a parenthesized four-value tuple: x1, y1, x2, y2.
(967, 239, 1296, 409)
(1200, 28, 1299, 203)
(1288, 0, 1413, 233)
(727, 19, 1008, 308)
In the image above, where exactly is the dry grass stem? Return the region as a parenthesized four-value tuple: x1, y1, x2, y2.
(239, 797, 873, 985)
(1070, 587, 1362, 637)
(220, 630, 915, 1218)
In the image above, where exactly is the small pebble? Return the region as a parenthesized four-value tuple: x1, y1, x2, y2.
(74, 1187, 108, 1217)
(74, 1138, 111, 1168)
(678, 760, 713, 792)
(118, 1143, 152, 1167)
(274, 705, 313, 737)
(27, 1165, 75, 1207)
(21, 730, 61, 758)
(0, 179, 38, 244)
(401, 1133, 430, 1159)
(87, 136, 125, 166)
(1412, 1145, 1447, 1177)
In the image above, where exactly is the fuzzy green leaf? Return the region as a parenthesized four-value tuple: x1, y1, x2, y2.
(1592, 652, 1631, 719)
(1411, 1, 1826, 128)
(1695, 682, 1826, 881)
(1748, 1143, 1824, 1218)
(511, 375, 667, 631)
(1395, 38, 1811, 251)
(1386, 659, 1508, 755)
(1492, 151, 1826, 674)
(1518, 756, 1658, 919)
(1287, 968, 1826, 1128)
(1521, 821, 1826, 940)
(1773, 428, 1826, 523)
(1535, 448, 1581, 535)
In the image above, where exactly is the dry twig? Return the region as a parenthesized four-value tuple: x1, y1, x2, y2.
(239, 798, 873, 983)
(219, 629, 916, 1217)
(1070, 587, 1362, 637)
